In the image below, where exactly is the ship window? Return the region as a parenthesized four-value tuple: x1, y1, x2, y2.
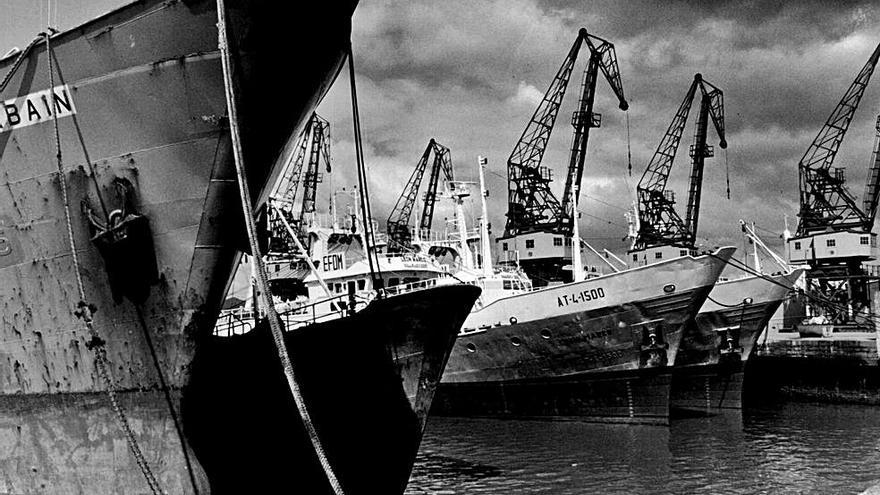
(358, 279, 366, 290)
(794, 241, 801, 250)
(553, 237, 563, 246)
(826, 239, 836, 247)
(655, 252, 662, 259)
(347, 281, 356, 294)
(388, 277, 400, 287)
(861, 236, 869, 245)
(503, 280, 513, 290)
(502, 242, 509, 251)
(274, 264, 280, 272)
(679, 250, 687, 256)
(873, 237, 878, 247)
(334, 283, 342, 293)
(526, 239, 535, 249)
(565, 237, 572, 246)
(690, 250, 697, 256)
(632, 254, 638, 262)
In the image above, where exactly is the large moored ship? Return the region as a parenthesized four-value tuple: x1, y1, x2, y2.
(0, 1, 479, 493)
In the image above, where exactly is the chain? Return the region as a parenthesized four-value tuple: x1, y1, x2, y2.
(44, 31, 165, 495)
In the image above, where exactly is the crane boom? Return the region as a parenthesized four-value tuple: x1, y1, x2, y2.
(684, 78, 726, 239)
(863, 115, 880, 226)
(299, 114, 330, 221)
(559, 33, 628, 232)
(386, 139, 453, 248)
(797, 41, 880, 235)
(273, 113, 319, 212)
(418, 142, 454, 233)
(505, 28, 627, 237)
(504, 31, 584, 236)
(632, 74, 725, 251)
(266, 112, 330, 256)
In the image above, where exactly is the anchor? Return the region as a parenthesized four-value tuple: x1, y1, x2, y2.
(634, 318, 669, 367)
(85, 177, 159, 304)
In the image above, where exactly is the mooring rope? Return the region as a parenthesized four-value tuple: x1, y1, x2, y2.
(43, 31, 165, 495)
(0, 35, 42, 93)
(214, 1, 344, 493)
(43, 42, 111, 220)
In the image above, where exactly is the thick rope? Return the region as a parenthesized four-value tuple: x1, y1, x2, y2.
(44, 31, 164, 495)
(215, 2, 344, 493)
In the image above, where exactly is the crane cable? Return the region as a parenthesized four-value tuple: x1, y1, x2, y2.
(215, 1, 344, 493)
(626, 112, 633, 177)
(724, 147, 731, 200)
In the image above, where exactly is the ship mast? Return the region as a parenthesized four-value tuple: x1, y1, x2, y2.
(478, 156, 494, 277)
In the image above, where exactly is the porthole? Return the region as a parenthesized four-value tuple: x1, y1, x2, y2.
(743, 297, 753, 305)
(510, 336, 522, 346)
(466, 343, 477, 353)
(509, 316, 518, 325)
(540, 329, 551, 339)
(663, 284, 676, 293)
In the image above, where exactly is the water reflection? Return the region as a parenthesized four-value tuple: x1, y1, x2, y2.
(408, 404, 880, 494)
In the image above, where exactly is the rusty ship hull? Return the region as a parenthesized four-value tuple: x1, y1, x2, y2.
(671, 271, 802, 413)
(0, 0, 357, 493)
(433, 248, 734, 425)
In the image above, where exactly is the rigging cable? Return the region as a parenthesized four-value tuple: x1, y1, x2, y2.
(215, 1, 344, 493)
(348, 43, 383, 290)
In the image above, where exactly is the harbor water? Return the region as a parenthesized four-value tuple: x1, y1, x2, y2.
(407, 402, 880, 494)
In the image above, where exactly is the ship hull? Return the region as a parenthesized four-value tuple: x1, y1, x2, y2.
(671, 271, 800, 413)
(0, 0, 356, 492)
(434, 249, 733, 424)
(183, 285, 479, 494)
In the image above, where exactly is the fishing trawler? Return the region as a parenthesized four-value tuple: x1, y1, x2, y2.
(433, 245, 734, 424)
(429, 163, 735, 424)
(205, 114, 480, 492)
(395, 151, 733, 424)
(0, 1, 480, 493)
(668, 222, 802, 412)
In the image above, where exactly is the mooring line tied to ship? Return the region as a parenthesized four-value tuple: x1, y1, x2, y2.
(37, 30, 169, 495)
(215, 0, 346, 493)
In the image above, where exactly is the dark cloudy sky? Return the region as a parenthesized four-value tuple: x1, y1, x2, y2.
(4, 0, 880, 262)
(315, 0, 880, 262)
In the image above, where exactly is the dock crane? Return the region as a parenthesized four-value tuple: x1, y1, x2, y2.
(630, 74, 726, 262)
(498, 28, 627, 285)
(267, 112, 330, 255)
(787, 41, 880, 327)
(386, 139, 454, 249)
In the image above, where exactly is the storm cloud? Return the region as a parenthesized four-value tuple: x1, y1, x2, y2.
(314, 0, 880, 264)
